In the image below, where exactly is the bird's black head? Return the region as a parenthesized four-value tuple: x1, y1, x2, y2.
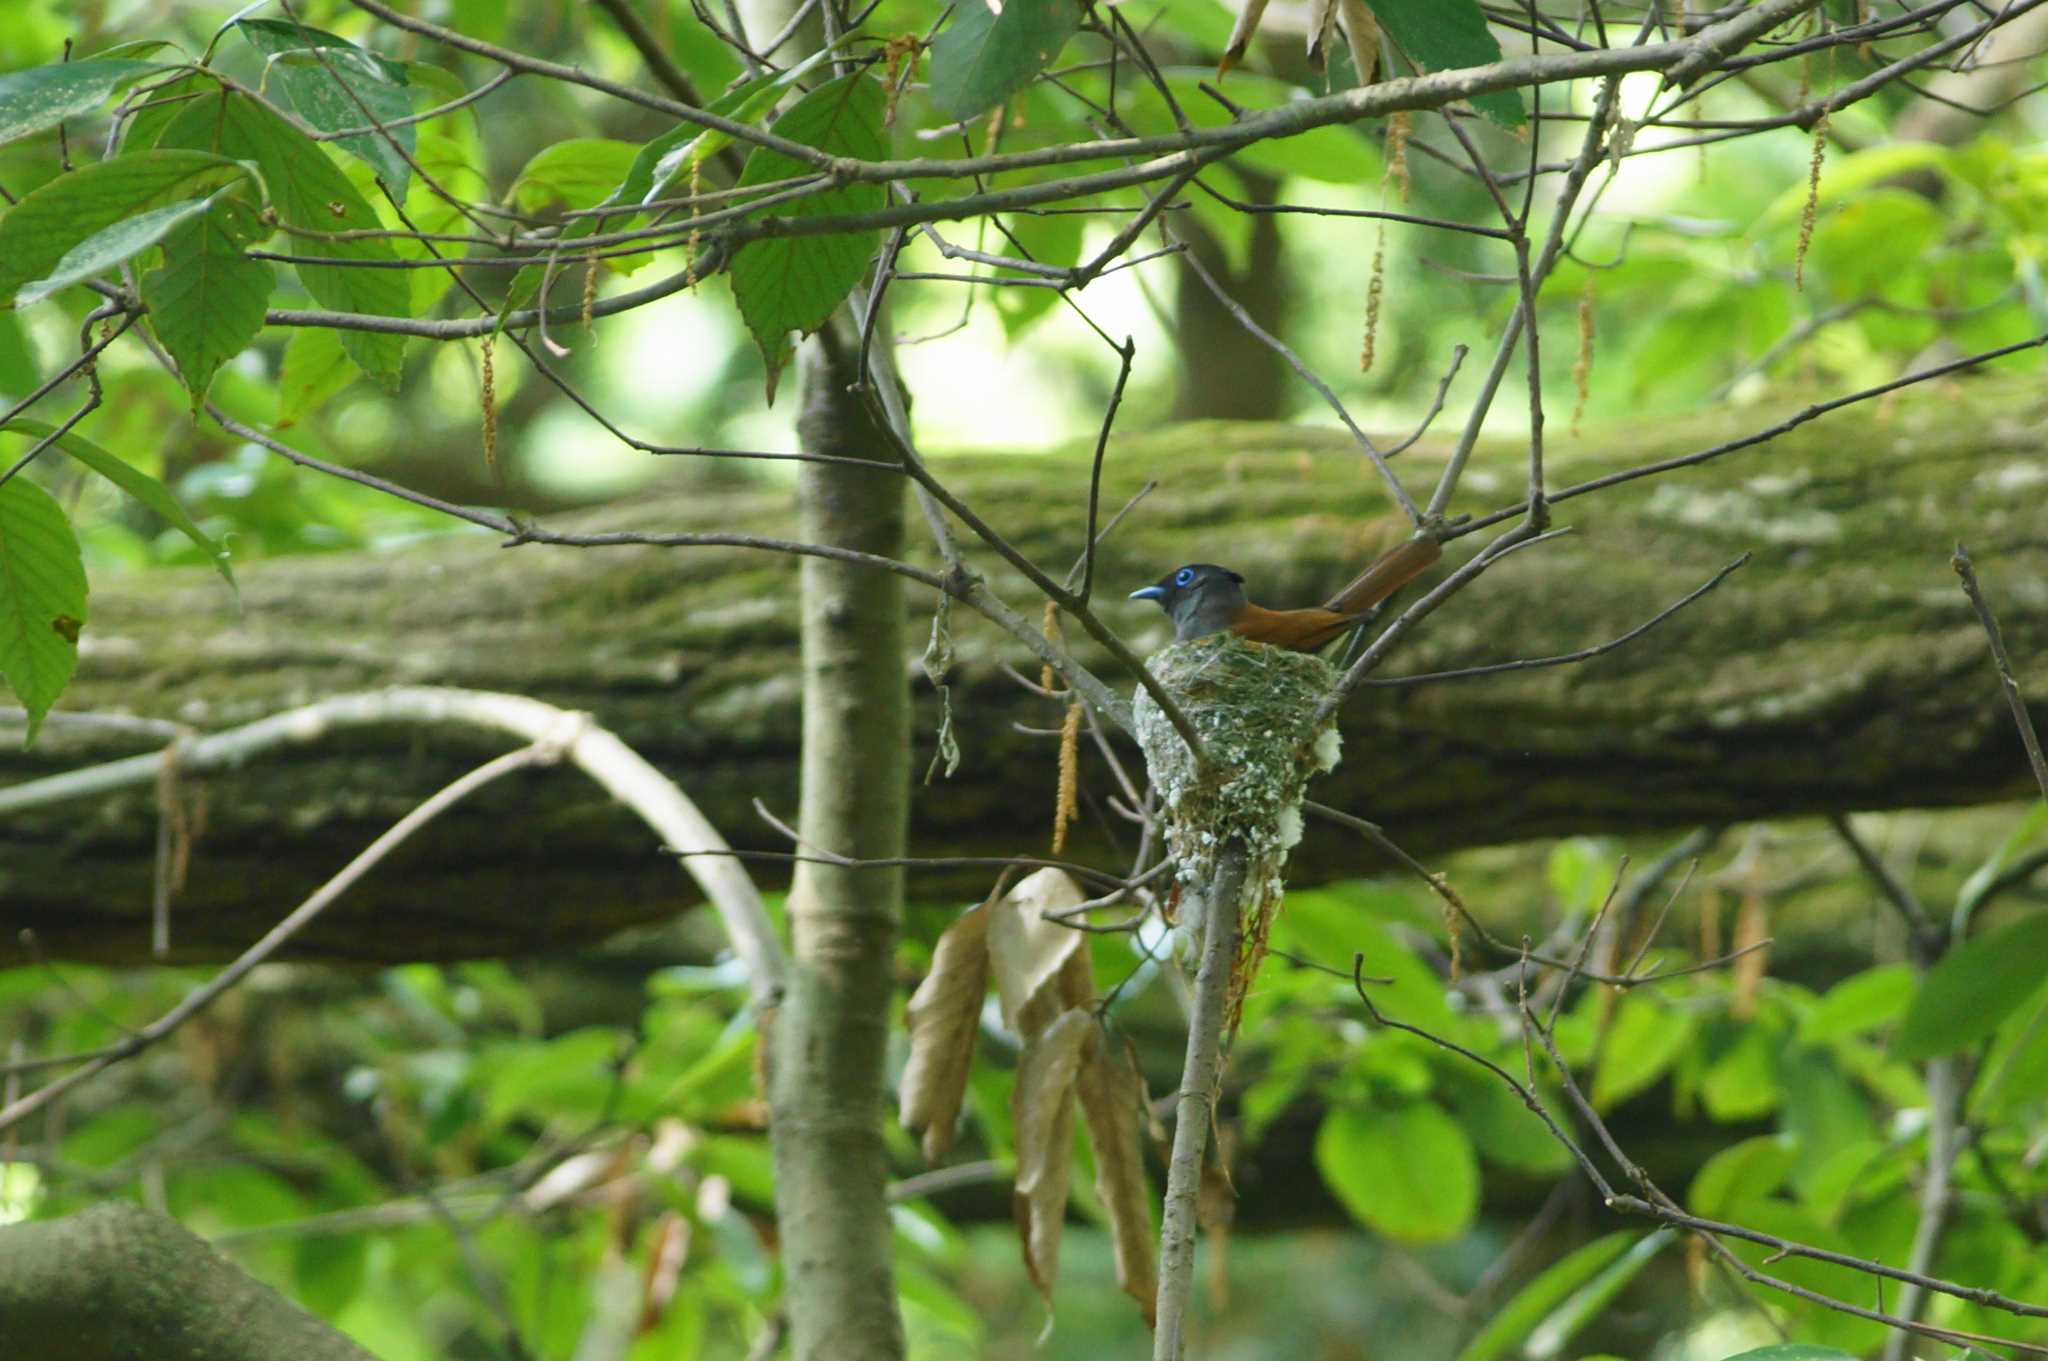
(1129, 563, 1248, 641)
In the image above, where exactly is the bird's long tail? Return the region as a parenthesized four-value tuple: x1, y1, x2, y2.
(1324, 536, 1443, 616)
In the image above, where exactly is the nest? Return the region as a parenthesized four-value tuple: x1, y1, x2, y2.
(1131, 635, 1342, 1003)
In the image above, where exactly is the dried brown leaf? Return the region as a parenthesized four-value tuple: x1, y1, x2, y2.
(1075, 1031, 1158, 1327)
(1306, 0, 1341, 72)
(1339, 0, 1380, 86)
(1012, 1007, 1095, 1313)
(899, 901, 992, 1163)
(989, 867, 1087, 1036)
(1731, 893, 1770, 1019)
(1217, 0, 1272, 76)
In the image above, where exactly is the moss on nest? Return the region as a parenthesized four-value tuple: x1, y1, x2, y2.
(1132, 635, 1342, 988)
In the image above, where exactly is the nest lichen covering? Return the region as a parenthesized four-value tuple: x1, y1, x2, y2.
(1132, 635, 1343, 994)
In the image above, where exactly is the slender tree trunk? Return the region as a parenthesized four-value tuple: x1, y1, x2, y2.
(1171, 169, 1289, 422)
(767, 326, 910, 1361)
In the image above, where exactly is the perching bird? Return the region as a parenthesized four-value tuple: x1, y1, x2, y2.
(1129, 537, 1441, 652)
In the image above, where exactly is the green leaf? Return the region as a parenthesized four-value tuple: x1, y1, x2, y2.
(1756, 143, 1958, 229)
(1716, 1346, 1860, 1360)
(1896, 911, 2048, 1059)
(1524, 1230, 1675, 1360)
(293, 1234, 368, 1319)
(1969, 983, 2048, 1120)
(156, 90, 410, 388)
(1, 418, 235, 591)
(237, 17, 415, 195)
(499, 45, 848, 315)
(1699, 1024, 1783, 1122)
(928, 0, 1084, 121)
(1363, 0, 1524, 127)
(1800, 964, 1913, 1044)
(1437, 1064, 1572, 1175)
(144, 198, 274, 401)
(1688, 1134, 1795, 1218)
(1779, 1048, 1876, 1198)
(1954, 800, 2048, 926)
(0, 59, 171, 148)
(1454, 1231, 1642, 1361)
(118, 70, 218, 154)
(0, 473, 86, 745)
(0, 149, 254, 305)
(1315, 1099, 1478, 1243)
(728, 72, 887, 401)
(1590, 994, 1693, 1109)
(645, 45, 845, 196)
(509, 138, 640, 214)
(1548, 837, 1618, 913)
(277, 324, 361, 426)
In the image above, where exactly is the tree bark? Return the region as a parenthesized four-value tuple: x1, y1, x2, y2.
(1171, 169, 1291, 422)
(767, 328, 909, 1361)
(3, 376, 2046, 964)
(0, 1202, 380, 1361)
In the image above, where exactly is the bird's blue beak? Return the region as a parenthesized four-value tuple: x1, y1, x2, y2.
(1128, 585, 1165, 602)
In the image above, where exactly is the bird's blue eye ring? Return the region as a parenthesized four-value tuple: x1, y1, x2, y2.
(1173, 567, 1195, 587)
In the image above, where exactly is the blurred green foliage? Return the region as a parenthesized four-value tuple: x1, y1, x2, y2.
(3, 0, 2047, 1355)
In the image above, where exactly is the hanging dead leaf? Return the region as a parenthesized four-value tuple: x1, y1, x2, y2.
(1730, 892, 1770, 1019)
(1306, 0, 1341, 72)
(900, 900, 993, 1163)
(1217, 0, 1272, 76)
(1075, 1029, 1159, 1327)
(989, 867, 1088, 1035)
(1013, 1007, 1095, 1315)
(1338, 0, 1380, 85)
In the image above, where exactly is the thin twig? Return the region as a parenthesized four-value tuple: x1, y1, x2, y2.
(1953, 543, 2048, 802)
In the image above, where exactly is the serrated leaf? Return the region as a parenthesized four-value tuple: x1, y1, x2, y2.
(929, 0, 1084, 121)
(728, 72, 887, 401)
(0, 59, 171, 149)
(509, 138, 640, 214)
(1363, 0, 1524, 127)
(0, 474, 86, 745)
(144, 199, 274, 400)
(155, 90, 409, 388)
(277, 323, 361, 426)
(237, 17, 415, 195)
(0, 149, 254, 306)
(1316, 1099, 1478, 1243)
(1, 418, 234, 592)
(1895, 911, 2048, 1059)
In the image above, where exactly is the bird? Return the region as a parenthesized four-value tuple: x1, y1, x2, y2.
(1128, 537, 1442, 652)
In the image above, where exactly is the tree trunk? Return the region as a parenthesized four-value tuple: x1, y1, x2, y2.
(767, 327, 909, 1361)
(0, 1203, 379, 1361)
(1171, 169, 1291, 422)
(3, 376, 2045, 964)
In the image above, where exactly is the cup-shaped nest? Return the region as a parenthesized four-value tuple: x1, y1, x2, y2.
(1131, 634, 1343, 896)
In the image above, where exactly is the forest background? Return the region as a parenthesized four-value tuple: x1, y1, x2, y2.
(2, 0, 2047, 1358)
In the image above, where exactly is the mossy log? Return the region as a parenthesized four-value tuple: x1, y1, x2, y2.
(4, 377, 2045, 964)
